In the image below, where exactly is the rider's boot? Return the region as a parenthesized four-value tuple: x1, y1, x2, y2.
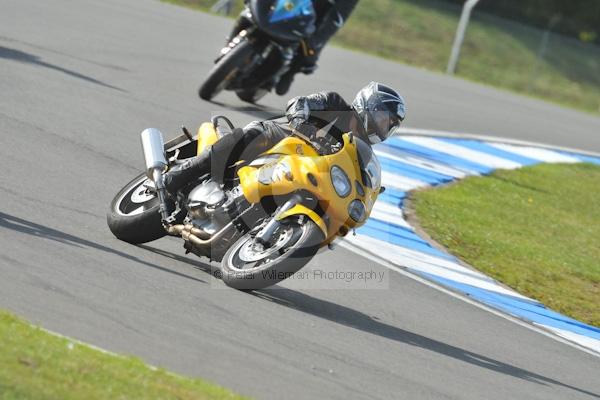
(163, 128, 246, 195)
(275, 69, 297, 96)
(163, 148, 212, 194)
(276, 56, 318, 96)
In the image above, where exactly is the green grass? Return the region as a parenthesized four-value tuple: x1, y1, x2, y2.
(412, 163, 600, 327)
(0, 310, 248, 400)
(164, 0, 600, 114)
(336, 0, 600, 114)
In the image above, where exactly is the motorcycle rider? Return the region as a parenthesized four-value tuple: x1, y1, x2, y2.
(164, 82, 406, 193)
(225, 0, 360, 95)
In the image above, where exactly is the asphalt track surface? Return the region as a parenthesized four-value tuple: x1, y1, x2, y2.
(2, 0, 600, 399)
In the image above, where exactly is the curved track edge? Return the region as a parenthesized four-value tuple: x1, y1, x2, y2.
(341, 128, 600, 356)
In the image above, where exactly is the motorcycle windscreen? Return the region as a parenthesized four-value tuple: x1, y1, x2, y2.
(356, 138, 382, 191)
(250, 0, 316, 42)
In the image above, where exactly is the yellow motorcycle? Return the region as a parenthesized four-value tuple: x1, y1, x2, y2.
(107, 116, 382, 289)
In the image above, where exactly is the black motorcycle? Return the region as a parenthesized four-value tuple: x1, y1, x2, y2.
(199, 0, 317, 103)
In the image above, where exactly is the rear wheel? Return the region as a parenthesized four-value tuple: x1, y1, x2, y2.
(107, 173, 167, 244)
(221, 218, 324, 290)
(199, 39, 256, 101)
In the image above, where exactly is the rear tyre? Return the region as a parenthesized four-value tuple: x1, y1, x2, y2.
(220, 218, 324, 290)
(199, 39, 255, 101)
(107, 173, 167, 244)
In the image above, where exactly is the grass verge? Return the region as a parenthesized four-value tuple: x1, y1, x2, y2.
(411, 163, 600, 327)
(0, 310, 248, 400)
(163, 0, 600, 114)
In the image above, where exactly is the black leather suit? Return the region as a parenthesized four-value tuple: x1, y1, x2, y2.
(230, 0, 359, 69)
(301, 0, 360, 68)
(164, 91, 355, 191)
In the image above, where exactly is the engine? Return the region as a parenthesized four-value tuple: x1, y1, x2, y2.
(185, 181, 243, 235)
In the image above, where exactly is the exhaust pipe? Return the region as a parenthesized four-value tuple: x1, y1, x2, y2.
(140, 128, 171, 224)
(141, 128, 168, 179)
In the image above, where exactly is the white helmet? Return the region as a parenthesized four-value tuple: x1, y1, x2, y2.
(352, 82, 406, 144)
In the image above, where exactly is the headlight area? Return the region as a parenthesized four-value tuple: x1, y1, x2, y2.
(331, 165, 351, 197)
(258, 160, 293, 184)
(348, 199, 366, 222)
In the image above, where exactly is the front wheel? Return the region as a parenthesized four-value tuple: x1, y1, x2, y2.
(221, 218, 324, 290)
(199, 39, 256, 101)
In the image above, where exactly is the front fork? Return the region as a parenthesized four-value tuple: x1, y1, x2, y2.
(271, 45, 296, 85)
(221, 26, 298, 87)
(254, 193, 303, 246)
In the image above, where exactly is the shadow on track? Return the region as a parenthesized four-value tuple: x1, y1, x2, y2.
(0, 46, 125, 92)
(254, 288, 599, 398)
(0, 35, 130, 72)
(208, 99, 282, 121)
(0, 212, 206, 284)
(137, 244, 218, 278)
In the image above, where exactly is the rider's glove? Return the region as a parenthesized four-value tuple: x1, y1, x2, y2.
(286, 97, 317, 139)
(286, 96, 309, 123)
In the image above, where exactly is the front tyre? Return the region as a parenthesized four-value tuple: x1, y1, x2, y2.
(199, 39, 255, 101)
(221, 219, 324, 290)
(107, 173, 166, 244)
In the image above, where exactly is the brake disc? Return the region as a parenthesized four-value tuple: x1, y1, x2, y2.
(238, 227, 292, 262)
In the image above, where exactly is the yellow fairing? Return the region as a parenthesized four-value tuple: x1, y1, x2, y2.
(197, 122, 219, 155)
(277, 204, 328, 236)
(237, 134, 379, 240)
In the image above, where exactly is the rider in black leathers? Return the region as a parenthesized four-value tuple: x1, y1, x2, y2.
(164, 82, 406, 194)
(226, 0, 360, 95)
